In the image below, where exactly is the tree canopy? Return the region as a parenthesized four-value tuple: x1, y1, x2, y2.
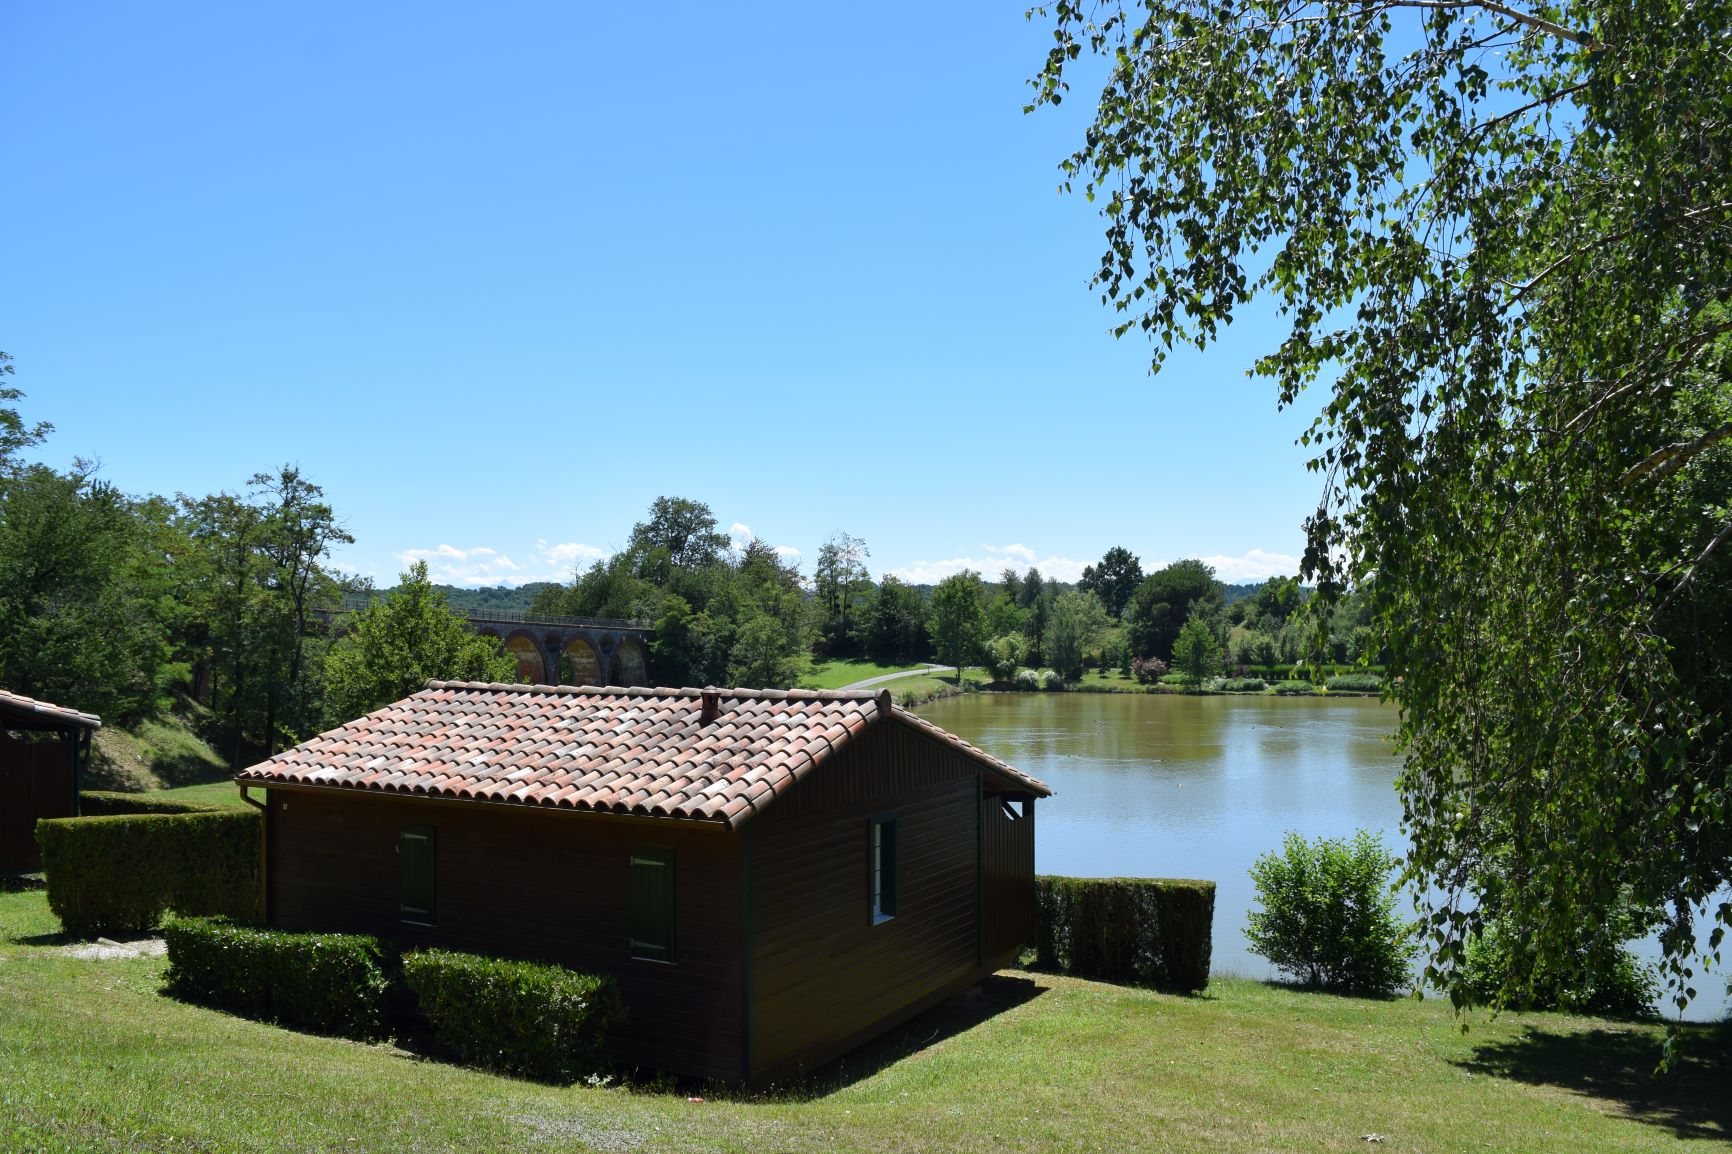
(1079, 545, 1143, 618)
(322, 561, 517, 724)
(1030, 0, 1732, 1014)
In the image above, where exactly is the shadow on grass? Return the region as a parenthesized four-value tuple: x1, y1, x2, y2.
(749, 973, 1050, 1100)
(1456, 1022, 1732, 1141)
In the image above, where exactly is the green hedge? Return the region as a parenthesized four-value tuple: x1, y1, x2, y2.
(162, 917, 393, 1040)
(1272, 680, 1319, 696)
(1033, 876, 1215, 991)
(403, 949, 624, 1082)
(37, 810, 259, 936)
(1323, 674, 1383, 693)
(78, 790, 225, 816)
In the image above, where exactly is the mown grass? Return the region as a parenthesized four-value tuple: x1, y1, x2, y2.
(135, 779, 249, 808)
(798, 660, 935, 690)
(5, 889, 1722, 1152)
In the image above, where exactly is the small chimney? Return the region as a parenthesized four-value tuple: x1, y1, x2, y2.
(700, 687, 722, 725)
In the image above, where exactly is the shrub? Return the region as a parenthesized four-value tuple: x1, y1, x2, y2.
(1245, 830, 1418, 995)
(1158, 672, 1189, 686)
(37, 810, 260, 936)
(77, 790, 227, 816)
(403, 949, 624, 1082)
(1014, 669, 1042, 691)
(1032, 876, 1215, 991)
(1457, 911, 1659, 1019)
(1219, 677, 1268, 693)
(1038, 669, 1065, 691)
(1323, 674, 1383, 694)
(1272, 680, 1319, 695)
(1130, 655, 1167, 684)
(162, 917, 393, 1039)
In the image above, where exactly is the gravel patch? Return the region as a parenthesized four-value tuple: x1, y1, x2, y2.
(61, 936, 167, 961)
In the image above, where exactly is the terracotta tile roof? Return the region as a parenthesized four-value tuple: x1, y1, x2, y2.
(237, 682, 1048, 827)
(0, 687, 102, 730)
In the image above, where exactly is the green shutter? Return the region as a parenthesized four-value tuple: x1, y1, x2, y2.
(401, 826, 436, 924)
(630, 849, 676, 962)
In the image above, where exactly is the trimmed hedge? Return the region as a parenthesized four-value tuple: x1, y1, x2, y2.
(403, 949, 624, 1082)
(1033, 875, 1215, 992)
(162, 917, 393, 1040)
(1323, 674, 1383, 694)
(78, 790, 226, 816)
(37, 809, 259, 936)
(1272, 680, 1319, 696)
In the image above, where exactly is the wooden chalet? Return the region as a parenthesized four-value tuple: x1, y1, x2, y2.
(0, 688, 99, 872)
(235, 681, 1050, 1083)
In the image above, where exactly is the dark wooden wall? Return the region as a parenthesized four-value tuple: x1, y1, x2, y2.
(266, 788, 744, 1080)
(747, 720, 990, 1084)
(981, 793, 1035, 970)
(0, 732, 73, 871)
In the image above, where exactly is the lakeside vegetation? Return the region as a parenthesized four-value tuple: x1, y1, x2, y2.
(2, 888, 1725, 1152)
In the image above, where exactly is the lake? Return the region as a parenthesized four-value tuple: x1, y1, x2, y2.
(918, 691, 1730, 1021)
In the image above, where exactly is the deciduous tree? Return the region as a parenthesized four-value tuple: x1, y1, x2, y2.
(323, 561, 516, 723)
(1029, 0, 1732, 1014)
(928, 571, 988, 683)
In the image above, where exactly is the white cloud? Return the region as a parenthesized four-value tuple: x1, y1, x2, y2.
(888, 549, 1090, 585)
(536, 539, 607, 568)
(1144, 549, 1302, 584)
(773, 545, 801, 559)
(394, 539, 609, 587)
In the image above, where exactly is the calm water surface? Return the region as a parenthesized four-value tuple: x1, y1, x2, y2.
(919, 692, 1730, 1020)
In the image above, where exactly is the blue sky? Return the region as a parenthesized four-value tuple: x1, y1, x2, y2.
(4, 1, 1323, 588)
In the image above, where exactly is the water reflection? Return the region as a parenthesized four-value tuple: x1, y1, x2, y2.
(919, 692, 1729, 1021)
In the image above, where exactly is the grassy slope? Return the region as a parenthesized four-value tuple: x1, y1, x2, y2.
(86, 704, 229, 793)
(3, 890, 1722, 1153)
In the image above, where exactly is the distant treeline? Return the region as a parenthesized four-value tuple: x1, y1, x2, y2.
(0, 359, 1353, 769)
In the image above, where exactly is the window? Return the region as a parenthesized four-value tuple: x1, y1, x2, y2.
(870, 815, 898, 923)
(400, 825, 436, 925)
(630, 849, 676, 962)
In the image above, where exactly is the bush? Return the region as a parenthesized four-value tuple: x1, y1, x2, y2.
(1038, 669, 1065, 691)
(1245, 830, 1418, 995)
(1219, 677, 1268, 692)
(1014, 669, 1042, 691)
(1032, 876, 1215, 991)
(162, 917, 393, 1039)
(403, 949, 624, 1082)
(1458, 912, 1659, 1019)
(37, 810, 260, 936)
(1272, 680, 1319, 695)
(77, 790, 226, 816)
(1130, 655, 1167, 684)
(1323, 674, 1383, 694)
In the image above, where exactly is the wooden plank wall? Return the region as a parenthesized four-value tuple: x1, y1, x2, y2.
(0, 732, 73, 871)
(747, 721, 986, 1083)
(267, 789, 744, 1081)
(981, 792, 1036, 969)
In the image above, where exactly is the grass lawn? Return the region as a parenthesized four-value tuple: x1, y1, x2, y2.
(1076, 669, 1153, 692)
(3, 889, 1725, 1153)
(798, 660, 936, 690)
(132, 779, 249, 808)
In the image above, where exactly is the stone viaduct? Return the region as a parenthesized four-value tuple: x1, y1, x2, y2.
(322, 601, 655, 687)
(465, 611, 655, 687)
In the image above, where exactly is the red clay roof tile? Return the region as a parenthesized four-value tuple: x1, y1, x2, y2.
(0, 687, 102, 730)
(235, 682, 1048, 827)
